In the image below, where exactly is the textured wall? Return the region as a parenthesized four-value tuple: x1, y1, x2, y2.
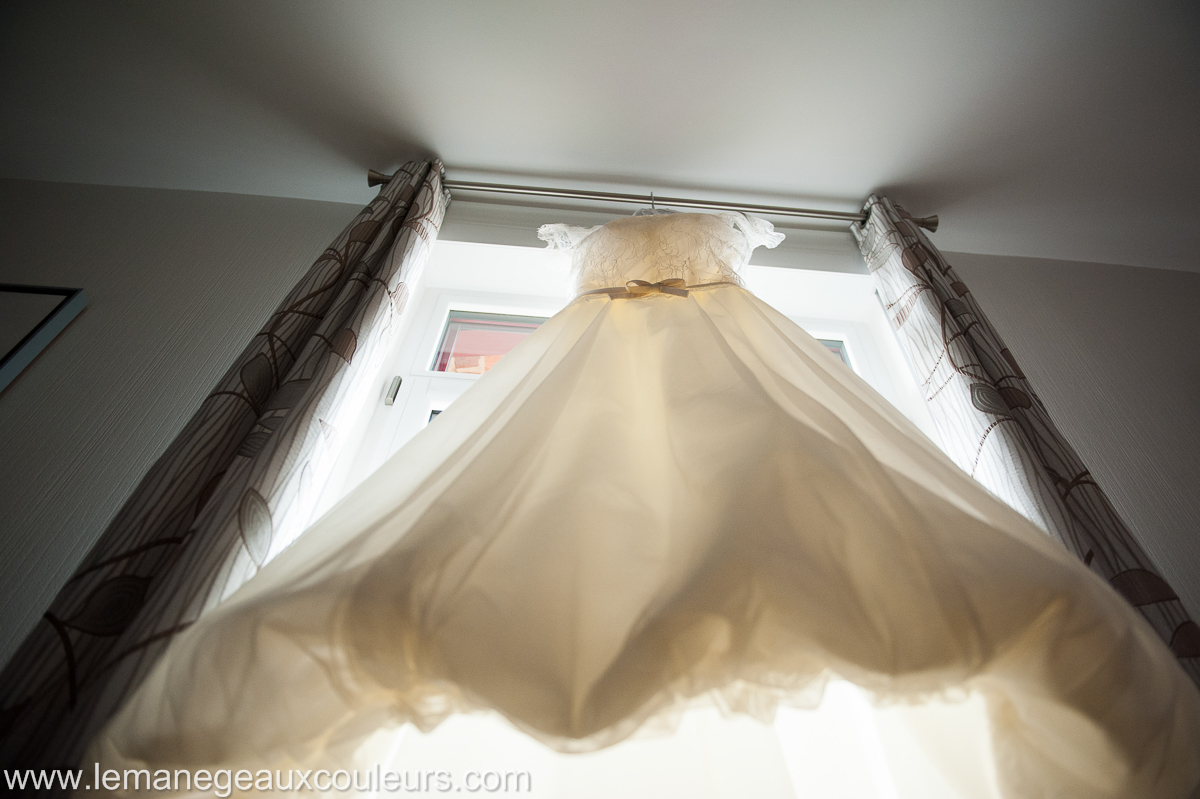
(0, 179, 359, 665)
(948, 251, 1200, 618)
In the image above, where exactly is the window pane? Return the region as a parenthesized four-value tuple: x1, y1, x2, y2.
(818, 339, 851, 367)
(432, 311, 547, 374)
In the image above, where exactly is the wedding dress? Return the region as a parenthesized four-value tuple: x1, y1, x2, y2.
(88, 211, 1199, 798)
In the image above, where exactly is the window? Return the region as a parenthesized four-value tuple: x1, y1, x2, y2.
(432, 311, 547, 374)
(313, 238, 940, 517)
(818, 339, 851, 367)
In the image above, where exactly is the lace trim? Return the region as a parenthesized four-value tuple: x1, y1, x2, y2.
(717, 211, 786, 250)
(542, 211, 783, 301)
(342, 649, 984, 756)
(537, 223, 601, 250)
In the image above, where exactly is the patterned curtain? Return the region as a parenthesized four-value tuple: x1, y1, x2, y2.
(0, 161, 450, 772)
(853, 194, 1199, 684)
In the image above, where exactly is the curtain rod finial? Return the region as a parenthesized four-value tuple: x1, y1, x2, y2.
(367, 169, 392, 188)
(897, 203, 939, 233)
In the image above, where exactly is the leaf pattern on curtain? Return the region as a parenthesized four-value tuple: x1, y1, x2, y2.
(0, 161, 451, 772)
(853, 194, 1199, 684)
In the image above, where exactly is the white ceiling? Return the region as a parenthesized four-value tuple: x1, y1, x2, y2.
(2, 0, 1198, 271)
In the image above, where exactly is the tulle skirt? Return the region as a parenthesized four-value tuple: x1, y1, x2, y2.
(87, 286, 1200, 798)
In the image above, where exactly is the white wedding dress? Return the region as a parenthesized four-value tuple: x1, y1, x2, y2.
(88, 212, 1199, 798)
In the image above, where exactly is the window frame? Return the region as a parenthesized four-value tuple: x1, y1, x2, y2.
(334, 286, 566, 498)
(314, 239, 941, 516)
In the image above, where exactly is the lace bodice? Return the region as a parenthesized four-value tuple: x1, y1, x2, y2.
(539, 212, 784, 295)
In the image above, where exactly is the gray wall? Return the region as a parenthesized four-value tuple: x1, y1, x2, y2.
(0, 179, 359, 664)
(948, 251, 1200, 619)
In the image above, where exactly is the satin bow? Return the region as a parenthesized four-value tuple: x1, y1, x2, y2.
(622, 279, 689, 298)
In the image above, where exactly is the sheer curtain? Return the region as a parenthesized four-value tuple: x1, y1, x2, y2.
(853, 194, 1199, 684)
(0, 160, 450, 773)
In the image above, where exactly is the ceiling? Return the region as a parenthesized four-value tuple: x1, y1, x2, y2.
(2, 0, 1198, 271)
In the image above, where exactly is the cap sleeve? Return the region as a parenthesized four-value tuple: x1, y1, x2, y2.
(537, 223, 602, 250)
(716, 212, 785, 250)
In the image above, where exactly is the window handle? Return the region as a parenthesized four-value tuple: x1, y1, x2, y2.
(383, 376, 402, 406)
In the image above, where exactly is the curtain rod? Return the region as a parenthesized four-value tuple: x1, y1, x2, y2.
(367, 169, 872, 225)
